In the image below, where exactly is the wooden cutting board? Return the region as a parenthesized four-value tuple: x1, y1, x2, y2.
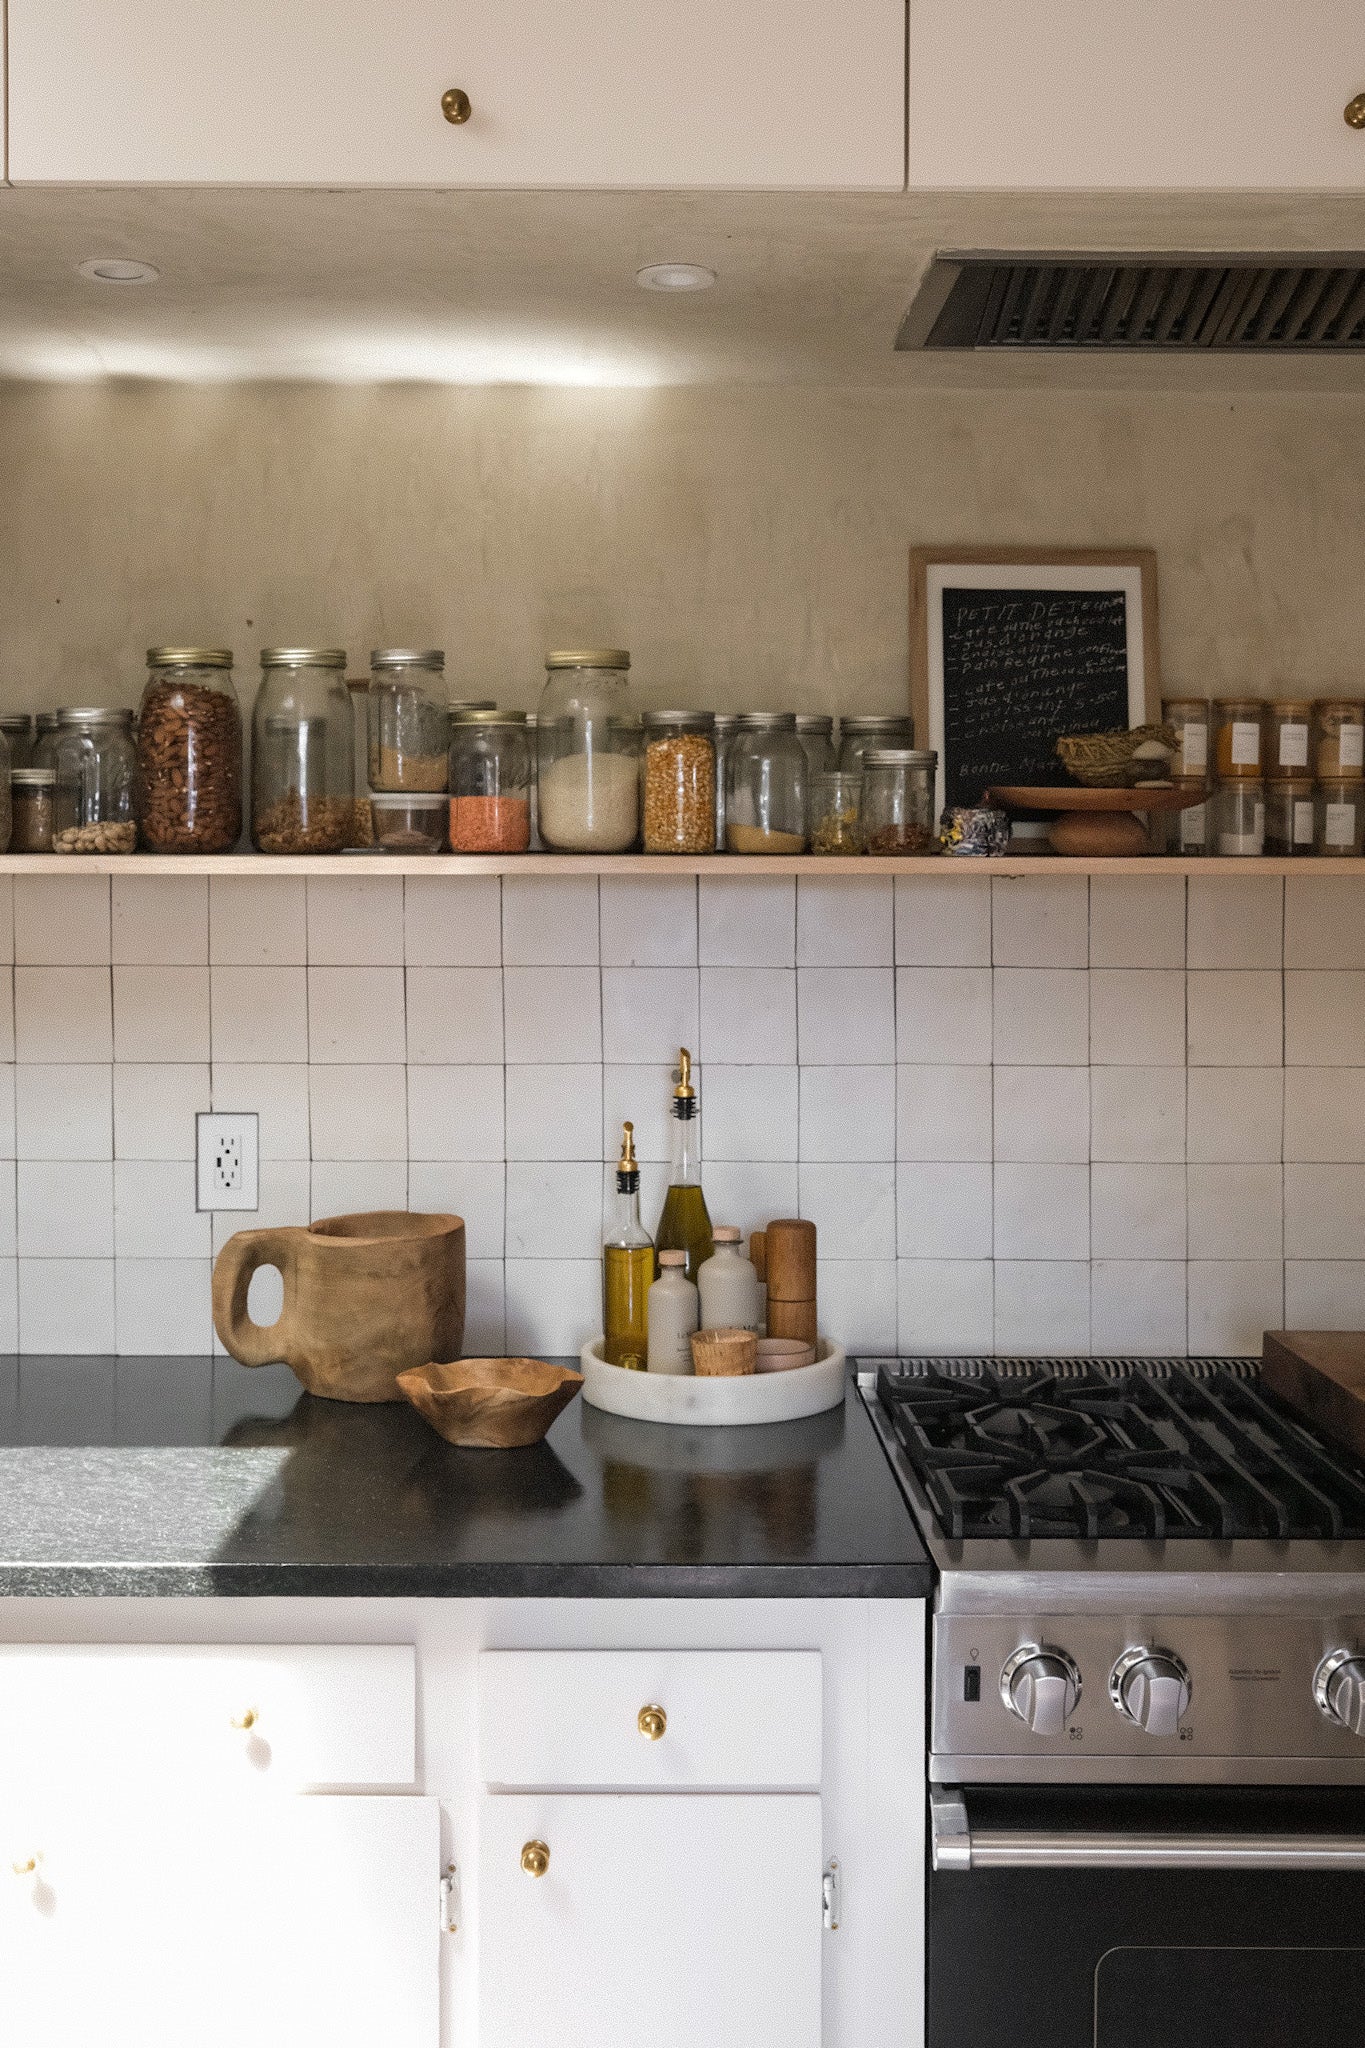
(1262, 1332, 1365, 1462)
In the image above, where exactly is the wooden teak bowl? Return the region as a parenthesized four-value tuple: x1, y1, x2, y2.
(397, 1357, 584, 1448)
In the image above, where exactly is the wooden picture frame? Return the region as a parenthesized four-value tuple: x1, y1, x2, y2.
(909, 545, 1161, 811)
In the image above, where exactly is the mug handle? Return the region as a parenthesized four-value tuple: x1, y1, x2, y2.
(211, 1228, 303, 1368)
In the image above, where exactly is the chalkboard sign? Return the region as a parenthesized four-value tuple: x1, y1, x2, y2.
(910, 548, 1159, 812)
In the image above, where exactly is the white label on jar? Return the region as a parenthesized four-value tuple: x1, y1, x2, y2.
(1326, 800, 1355, 847)
(1231, 720, 1261, 766)
(1181, 723, 1208, 772)
(1183, 802, 1206, 848)
(1294, 799, 1315, 845)
(1278, 722, 1309, 768)
(1341, 725, 1365, 771)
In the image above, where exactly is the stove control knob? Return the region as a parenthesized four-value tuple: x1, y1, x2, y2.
(1001, 1645, 1082, 1736)
(1110, 1648, 1191, 1737)
(1314, 1650, 1365, 1736)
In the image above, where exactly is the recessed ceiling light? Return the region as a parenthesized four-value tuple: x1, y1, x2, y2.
(634, 262, 716, 293)
(77, 258, 161, 285)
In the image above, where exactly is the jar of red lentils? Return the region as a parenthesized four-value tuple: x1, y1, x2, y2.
(448, 709, 532, 853)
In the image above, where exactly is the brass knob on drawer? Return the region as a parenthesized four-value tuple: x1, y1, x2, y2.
(11, 1857, 36, 1876)
(230, 1708, 258, 1730)
(638, 1704, 667, 1741)
(1346, 93, 1365, 128)
(520, 1840, 550, 1878)
(441, 87, 472, 124)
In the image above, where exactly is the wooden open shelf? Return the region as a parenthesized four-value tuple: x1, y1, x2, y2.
(0, 853, 1361, 879)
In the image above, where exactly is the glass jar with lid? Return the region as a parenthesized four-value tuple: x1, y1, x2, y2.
(837, 713, 916, 779)
(809, 771, 863, 855)
(724, 713, 806, 853)
(1212, 776, 1265, 857)
(52, 707, 138, 853)
(1265, 779, 1316, 857)
(861, 748, 939, 855)
(1316, 699, 1365, 779)
(794, 714, 835, 784)
(137, 647, 242, 853)
(251, 649, 353, 854)
(536, 650, 639, 852)
(0, 715, 33, 771)
(367, 649, 448, 792)
(1212, 698, 1265, 779)
(640, 710, 716, 854)
(449, 709, 532, 853)
(1164, 780, 1209, 856)
(1161, 697, 1209, 782)
(1316, 778, 1365, 856)
(10, 767, 54, 852)
(1267, 699, 1313, 778)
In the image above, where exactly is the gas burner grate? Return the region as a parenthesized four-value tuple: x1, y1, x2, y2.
(874, 1358, 1365, 1543)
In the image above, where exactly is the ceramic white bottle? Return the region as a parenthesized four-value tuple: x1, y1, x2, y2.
(697, 1225, 762, 1333)
(647, 1249, 699, 1374)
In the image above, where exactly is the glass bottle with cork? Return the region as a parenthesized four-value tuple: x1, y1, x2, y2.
(602, 1122, 655, 1370)
(655, 1048, 714, 1283)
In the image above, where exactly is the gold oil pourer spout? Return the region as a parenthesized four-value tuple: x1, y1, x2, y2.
(673, 1048, 695, 1101)
(618, 1121, 639, 1176)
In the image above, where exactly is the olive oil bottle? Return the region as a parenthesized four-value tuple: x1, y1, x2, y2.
(603, 1121, 655, 1370)
(655, 1048, 714, 1284)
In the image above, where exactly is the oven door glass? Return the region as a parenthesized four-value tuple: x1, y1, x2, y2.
(929, 1787, 1365, 2048)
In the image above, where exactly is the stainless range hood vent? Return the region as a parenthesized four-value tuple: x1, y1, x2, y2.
(897, 253, 1365, 352)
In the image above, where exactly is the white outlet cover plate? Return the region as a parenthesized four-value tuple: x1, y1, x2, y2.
(196, 1111, 260, 1212)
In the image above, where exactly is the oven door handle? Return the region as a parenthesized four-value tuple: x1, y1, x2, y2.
(931, 1788, 1365, 1871)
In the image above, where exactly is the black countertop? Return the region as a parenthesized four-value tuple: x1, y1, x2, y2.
(0, 1356, 931, 1599)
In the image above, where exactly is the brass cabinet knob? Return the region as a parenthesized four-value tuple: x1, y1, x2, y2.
(230, 1708, 257, 1730)
(11, 1857, 36, 1876)
(638, 1703, 667, 1741)
(1346, 93, 1365, 128)
(520, 1839, 550, 1878)
(441, 87, 472, 125)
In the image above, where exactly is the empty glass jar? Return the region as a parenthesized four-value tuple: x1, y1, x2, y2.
(52, 707, 138, 853)
(536, 650, 639, 852)
(838, 714, 916, 779)
(861, 748, 938, 855)
(449, 709, 533, 852)
(251, 649, 353, 853)
(795, 714, 836, 784)
(368, 649, 449, 792)
(137, 647, 242, 854)
(725, 713, 806, 853)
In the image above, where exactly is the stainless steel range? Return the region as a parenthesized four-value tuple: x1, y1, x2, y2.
(858, 1356, 1365, 2048)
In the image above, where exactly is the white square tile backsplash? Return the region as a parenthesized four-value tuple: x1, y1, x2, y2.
(2, 869, 1364, 1360)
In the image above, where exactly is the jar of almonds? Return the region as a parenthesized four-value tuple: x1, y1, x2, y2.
(640, 710, 716, 854)
(137, 647, 243, 853)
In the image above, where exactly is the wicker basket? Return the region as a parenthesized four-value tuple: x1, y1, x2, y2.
(1056, 724, 1177, 788)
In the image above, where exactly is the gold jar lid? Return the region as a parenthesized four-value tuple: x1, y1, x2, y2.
(545, 649, 630, 670)
(1266, 775, 1314, 791)
(1212, 697, 1263, 714)
(147, 647, 233, 668)
(451, 708, 527, 724)
(1162, 697, 1208, 714)
(1317, 698, 1364, 716)
(260, 647, 347, 669)
(1268, 699, 1314, 717)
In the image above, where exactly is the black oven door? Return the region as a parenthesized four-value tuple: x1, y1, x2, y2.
(928, 1785, 1365, 2048)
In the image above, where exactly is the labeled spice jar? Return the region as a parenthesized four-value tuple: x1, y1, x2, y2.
(1212, 698, 1264, 779)
(0, 715, 33, 771)
(52, 707, 138, 853)
(369, 791, 448, 854)
(809, 771, 863, 855)
(861, 747, 939, 855)
(137, 647, 242, 853)
(536, 650, 639, 852)
(795, 714, 836, 785)
(367, 649, 449, 792)
(1268, 699, 1313, 777)
(640, 710, 716, 854)
(1213, 776, 1265, 857)
(10, 767, 54, 852)
(1265, 779, 1316, 857)
(837, 713, 916, 779)
(713, 712, 740, 849)
(1162, 697, 1210, 781)
(448, 709, 532, 853)
(725, 712, 806, 853)
(251, 649, 353, 854)
(1316, 699, 1365, 778)
(1316, 777, 1365, 856)
(1164, 779, 1209, 856)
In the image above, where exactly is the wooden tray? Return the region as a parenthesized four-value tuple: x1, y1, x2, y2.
(580, 1338, 846, 1426)
(1262, 1332, 1365, 1463)
(988, 783, 1205, 856)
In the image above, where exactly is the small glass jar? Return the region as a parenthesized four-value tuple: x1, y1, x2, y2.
(1162, 697, 1210, 782)
(1315, 699, 1365, 779)
(725, 712, 806, 853)
(1267, 699, 1314, 777)
(794, 714, 836, 784)
(536, 650, 639, 852)
(1213, 776, 1265, 857)
(449, 709, 532, 853)
(0, 715, 34, 771)
(1316, 778, 1365, 856)
(1164, 779, 1209, 855)
(809, 771, 863, 855)
(369, 791, 449, 854)
(713, 712, 740, 850)
(640, 710, 716, 854)
(1265, 779, 1316, 857)
(861, 748, 939, 856)
(51, 708, 138, 853)
(1212, 698, 1264, 779)
(251, 648, 353, 854)
(10, 767, 54, 852)
(367, 649, 448, 792)
(837, 713, 916, 779)
(137, 647, 242, 854)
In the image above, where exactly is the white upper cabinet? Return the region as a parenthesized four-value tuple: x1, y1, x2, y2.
(7, 0, 906, 188)
(908, 0, 1365, 189)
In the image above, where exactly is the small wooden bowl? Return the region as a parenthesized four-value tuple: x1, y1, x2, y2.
(755, 1337, 817, 1374)
(691, 1327, 758, 1377)
(396, 1357, 584, 1448)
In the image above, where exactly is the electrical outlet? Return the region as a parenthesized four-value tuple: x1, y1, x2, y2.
(196, 1112, 259, 1212)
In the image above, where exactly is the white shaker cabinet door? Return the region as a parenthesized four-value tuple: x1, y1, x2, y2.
(908, 0, 1365, 189)
(479, 1792, 823, 2048)
(8, 0, 905, 188)
(1, 1796, 440, 2048)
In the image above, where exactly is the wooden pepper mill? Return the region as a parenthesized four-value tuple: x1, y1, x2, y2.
(763, 1217, 817, 1346)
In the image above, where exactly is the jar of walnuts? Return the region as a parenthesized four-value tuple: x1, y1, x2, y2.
(137, 648, 243, 853)
(640, 710, 716, 854)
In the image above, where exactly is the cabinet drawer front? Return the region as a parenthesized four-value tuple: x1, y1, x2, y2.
(0, 1644, 415, 1790)
(479, 1650, 821, 1789)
